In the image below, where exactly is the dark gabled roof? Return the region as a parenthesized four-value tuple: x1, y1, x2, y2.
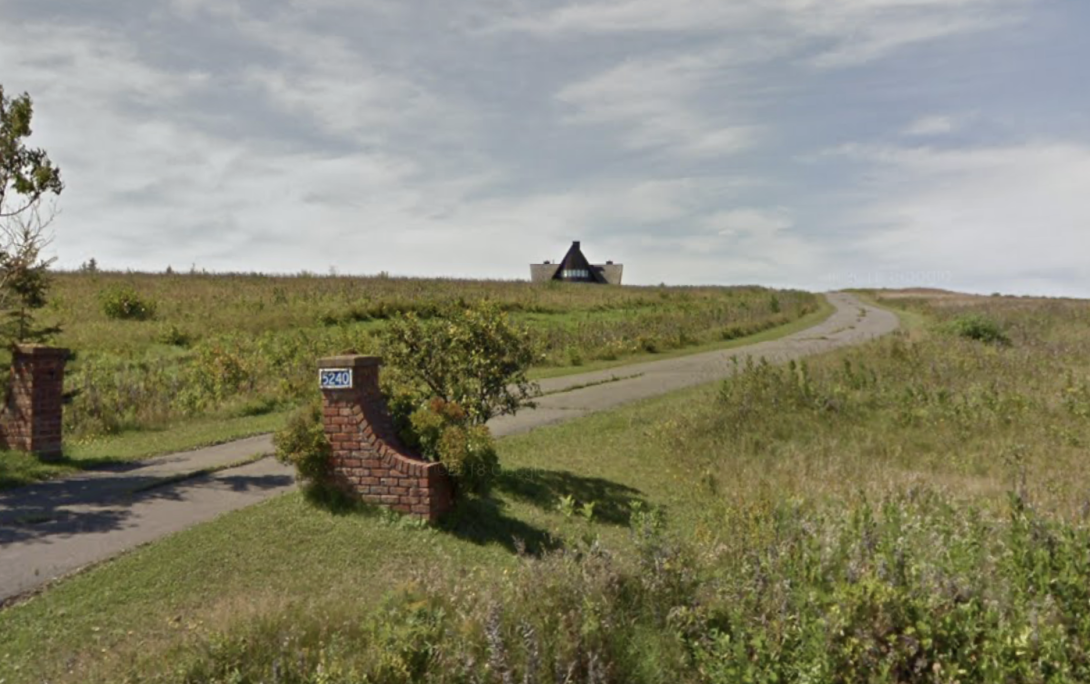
(557, 241, 591, 272)
(555, 241, 607, 283)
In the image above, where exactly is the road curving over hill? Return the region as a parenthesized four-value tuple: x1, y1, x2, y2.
(0, 292, 897, 604)
(491, 291, 897, 437)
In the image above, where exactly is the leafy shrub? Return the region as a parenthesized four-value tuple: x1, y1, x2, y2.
(100, 284, 157, 321)
(944, 313, 1010, 345)
(273, 400, 330, 483)
(379, 302, 536, 496)
(177, 341, 253, 412)
(381, 301, 538, 424)
(64, 355, 185, 436)
(567, 346, 584, 366)
(156, 323, 191, 347)
(406, 398, 498, 495)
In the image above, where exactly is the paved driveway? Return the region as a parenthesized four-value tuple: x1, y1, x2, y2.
(0, 292, 897, 603)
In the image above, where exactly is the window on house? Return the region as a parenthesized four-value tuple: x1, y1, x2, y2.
(561, 269, 589, 279)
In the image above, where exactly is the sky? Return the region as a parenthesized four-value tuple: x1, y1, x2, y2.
(1, 0, 1088, 296)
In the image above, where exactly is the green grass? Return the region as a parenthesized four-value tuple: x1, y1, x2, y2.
(8, 291, 1089, 682)
(0, 411, 289, 489)
(850, 289, 929, 331)
(32, 272, 819, 442)
(1, 291, 829, 489)
(0, 396, 686, 682)
(528, 292, 835, 380)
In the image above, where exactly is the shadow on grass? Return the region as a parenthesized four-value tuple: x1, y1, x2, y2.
(299, 468, 646, 557)
(495, 467, 646, 526)
(442, 496, 559, 556)
(0, 452, 132, 491)
(301, 481, 558, 555)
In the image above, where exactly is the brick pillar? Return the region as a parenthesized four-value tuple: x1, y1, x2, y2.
(318, 355, 454, 523)
(1, 345, 69, 460)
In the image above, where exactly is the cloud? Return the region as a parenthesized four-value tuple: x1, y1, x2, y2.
(830, 141, 1090, 296)
(501, 0, 1029, 67)
(0, 0, 1083, 298)
(903, 115, 959, 137)
(709, 208, 794, 237)
(542, 0, 1025, 165)
(555, 49, 761, 158)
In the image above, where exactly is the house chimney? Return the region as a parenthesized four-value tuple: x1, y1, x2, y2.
(572, 241, 580, 249)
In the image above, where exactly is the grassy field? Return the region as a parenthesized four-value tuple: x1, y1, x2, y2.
(40, 272, 817, 438)
(0, 273, 822, 488)
(4, 290, 1090, 682)
(0, 410, 288, 489)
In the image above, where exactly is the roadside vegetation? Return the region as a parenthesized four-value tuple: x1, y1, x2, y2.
(23, 272, 816, 441)
(4, 290, 1090, 682)
(0, 274, 823, 488)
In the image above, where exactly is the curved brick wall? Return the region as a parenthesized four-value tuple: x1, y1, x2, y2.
(319, 355, 453, 523)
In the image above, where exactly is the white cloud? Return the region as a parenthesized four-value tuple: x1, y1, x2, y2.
(545, 0, 1024, 162)
(499, 0, 768, 35)
(903, 115, 959, 137)
(556, 48, 762, 158)
(0, 0, 1083, 297)
(832, 142, 1090, 296)
(502, 0, 1028, 67)
(709, 208, 794, 237)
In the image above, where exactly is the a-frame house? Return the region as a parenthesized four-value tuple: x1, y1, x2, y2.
(530, 241, 623, 285)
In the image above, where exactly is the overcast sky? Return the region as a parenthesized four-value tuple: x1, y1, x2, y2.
(1, 0, 1087, 295)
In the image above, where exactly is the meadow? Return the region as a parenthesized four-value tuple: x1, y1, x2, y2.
(39, 272, 817, 439)
(4, 290, 1090, 683)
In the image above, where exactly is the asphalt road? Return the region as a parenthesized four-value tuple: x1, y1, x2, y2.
(0, 291, 897, 603)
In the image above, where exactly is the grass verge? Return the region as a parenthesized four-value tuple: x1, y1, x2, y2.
(528, 292, 835, 380)
(0, 296, 834, 490)
(0, 410, 290, 490)
(8, 291, 1089, 681)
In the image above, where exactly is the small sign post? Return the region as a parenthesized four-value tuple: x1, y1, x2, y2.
(319, 368, 353, 390)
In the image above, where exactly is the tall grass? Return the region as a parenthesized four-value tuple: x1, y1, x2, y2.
(34, 272, 816, 439)
(51, 292, 1090, 683)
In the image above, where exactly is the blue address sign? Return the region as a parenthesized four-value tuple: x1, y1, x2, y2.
(319, 368, 353, 390)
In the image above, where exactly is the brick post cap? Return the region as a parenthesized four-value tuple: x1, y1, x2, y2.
(317, 354, 382, 369)
(12, 344, 70, 358)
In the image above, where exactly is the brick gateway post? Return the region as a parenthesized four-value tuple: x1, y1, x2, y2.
(0, 345, 69, 460)
(317, 355, 453, 523)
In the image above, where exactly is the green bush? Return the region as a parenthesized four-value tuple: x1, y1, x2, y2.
(378, 302, 533, 496)
(406, 398, 498, 496)
(273, 401, 331, 484)
(944, 313, 1010, 345)
(156, 323, 191, 347)
(380, 301, 538, 424)
(100, 284, 157, 321)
